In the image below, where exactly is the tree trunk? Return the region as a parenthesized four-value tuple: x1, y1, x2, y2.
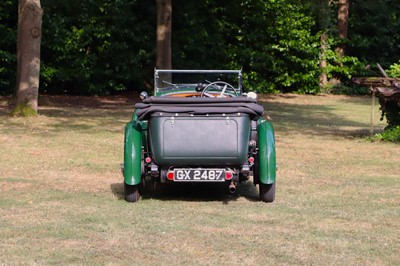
(316, 0, 330, 88)
(14, 0, 42, 115)
(336, 0, 349, 58)
(156, 0, 172, 70)
(156, 0, 172, 84)
(319, 31, 328, 88)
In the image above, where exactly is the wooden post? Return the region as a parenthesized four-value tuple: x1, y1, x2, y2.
(370, 87, 375, 135)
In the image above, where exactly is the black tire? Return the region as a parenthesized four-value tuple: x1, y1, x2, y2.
(139, 175, 157, 198)
(253, 154, 260, 185)
(259, 182, 275, 203)
(124, 183, 140, 203)
(138, 157, 146, 195)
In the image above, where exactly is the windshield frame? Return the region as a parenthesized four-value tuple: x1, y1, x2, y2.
(154, 69, 243, 96)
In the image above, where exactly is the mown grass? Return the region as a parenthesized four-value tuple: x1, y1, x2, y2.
(0, 94, 399, 265)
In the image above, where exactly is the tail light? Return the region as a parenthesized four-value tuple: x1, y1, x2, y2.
(248, 157, 255, 164)
(167, 171, 174, 181)
(225, 171, 233, 180)
(145, 157, 152, 164)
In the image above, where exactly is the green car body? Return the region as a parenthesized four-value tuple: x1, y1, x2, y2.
(123, 69, 276, 203)
(123, 117, 143, 186)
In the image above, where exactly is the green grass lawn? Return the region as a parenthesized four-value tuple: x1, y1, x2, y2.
(0, 94, 399, 265)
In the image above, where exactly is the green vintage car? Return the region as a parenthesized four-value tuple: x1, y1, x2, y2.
(123, 69, 276, 202)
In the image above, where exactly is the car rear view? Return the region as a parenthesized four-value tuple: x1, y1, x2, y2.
(123, 69, 276, 203)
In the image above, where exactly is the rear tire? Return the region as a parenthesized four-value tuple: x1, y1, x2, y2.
(259, 182, 275, 203)
(253, 154, 260, 185)
(124, 183, 140, 203)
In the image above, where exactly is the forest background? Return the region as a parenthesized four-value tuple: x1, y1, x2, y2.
(1, 0, 400, 96)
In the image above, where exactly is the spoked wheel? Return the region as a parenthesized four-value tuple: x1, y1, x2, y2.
(259, 182, 275, 203)
(124, 183, 140, 203)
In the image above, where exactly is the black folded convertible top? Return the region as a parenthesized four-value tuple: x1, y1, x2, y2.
(135, 96, 264, 120)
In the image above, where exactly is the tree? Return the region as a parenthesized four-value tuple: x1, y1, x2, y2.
(14, 0, 42, 116)
(2, 0, 399, 96)
(336, 0, 349, 58)
(315, 0, 331, 88)
(156, 0, 171, 70)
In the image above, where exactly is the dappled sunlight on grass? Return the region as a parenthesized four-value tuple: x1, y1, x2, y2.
(0, 94, 399, 265)
(259, 94, 386, 138)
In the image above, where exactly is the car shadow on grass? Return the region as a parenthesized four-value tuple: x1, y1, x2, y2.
(110, 181, 259, 204)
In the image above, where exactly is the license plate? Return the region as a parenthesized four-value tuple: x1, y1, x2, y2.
(174, 169, 225, 182)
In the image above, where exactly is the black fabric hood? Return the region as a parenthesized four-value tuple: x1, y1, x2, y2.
(134, 96, 264, 120)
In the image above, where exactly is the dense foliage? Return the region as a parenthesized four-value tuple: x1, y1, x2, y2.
(372, 126, 400, 143)
(375, 60, 400, 142)
(1, 0, 400, 96)
(173, 0, 321, 93)
(0, 1, 17, 95)
(387, 60, 400, 78)
(40, 0, 155, 95)
(348, 0, 400, 70)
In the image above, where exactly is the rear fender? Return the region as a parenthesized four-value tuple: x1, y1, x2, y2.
(257, 119, 276, 185)
(124, 117, 144, 185)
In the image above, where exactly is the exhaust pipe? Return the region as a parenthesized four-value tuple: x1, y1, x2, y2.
(228, 182, 236, 194)
(120, 163, 124, 175)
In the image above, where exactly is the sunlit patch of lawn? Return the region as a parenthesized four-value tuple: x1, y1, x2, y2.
(0, 94, 399, 265)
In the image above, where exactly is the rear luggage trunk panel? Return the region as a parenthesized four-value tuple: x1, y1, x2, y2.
(149, 114, 251, 166)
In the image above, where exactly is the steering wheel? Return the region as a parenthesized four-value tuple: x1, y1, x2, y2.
(200, 81, 238, 98)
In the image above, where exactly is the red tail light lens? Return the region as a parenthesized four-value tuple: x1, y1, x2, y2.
(167, 171, 174, 181)
(248, 157, 255, 163)
(145, 157, 152, 164)
(225, 171, 233, 180)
